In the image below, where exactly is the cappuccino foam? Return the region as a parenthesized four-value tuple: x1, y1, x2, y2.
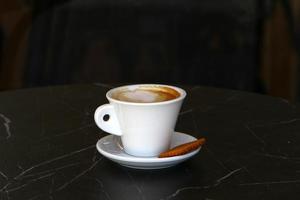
(112, 86, 180, 103)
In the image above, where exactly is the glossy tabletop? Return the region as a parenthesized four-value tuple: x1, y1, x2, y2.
(0, 84, 299, 199)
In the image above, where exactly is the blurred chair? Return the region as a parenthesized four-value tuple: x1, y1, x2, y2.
(23, 0, 264, 92)
(0, 27, 3, 63)
(0, 1, 31, 90)
(261, 0, 299, 101)
(0, 1, 270, 93)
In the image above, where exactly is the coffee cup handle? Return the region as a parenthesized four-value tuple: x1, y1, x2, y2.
(94, 104, 122, 136)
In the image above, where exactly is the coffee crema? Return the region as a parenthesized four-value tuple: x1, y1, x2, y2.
(111, 86, 180, 103)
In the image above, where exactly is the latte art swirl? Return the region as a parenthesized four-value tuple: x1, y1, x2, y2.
(112, 86, 180, 103)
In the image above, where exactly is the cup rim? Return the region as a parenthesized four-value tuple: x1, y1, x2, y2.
(106, 84, 186, 106)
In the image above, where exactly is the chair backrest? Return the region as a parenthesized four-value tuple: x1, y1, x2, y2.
(24, 0, 263, 92)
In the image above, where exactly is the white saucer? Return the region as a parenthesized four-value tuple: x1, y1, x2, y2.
(96, 132, 201, 169)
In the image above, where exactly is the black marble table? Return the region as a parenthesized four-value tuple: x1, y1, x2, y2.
(0, 84, 300, 200)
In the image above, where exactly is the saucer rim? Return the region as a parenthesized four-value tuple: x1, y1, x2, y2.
(96, 132, 201, 163)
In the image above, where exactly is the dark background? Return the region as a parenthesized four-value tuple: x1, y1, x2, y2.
(0, 0, 299, 101)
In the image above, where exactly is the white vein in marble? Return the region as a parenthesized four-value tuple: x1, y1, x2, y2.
(0, 170, 8, 180)
(124, 169, 146, 200)
(56, 158, 102, 191)
(255, 153, 300, 161)
(239, 179, 300, 186)
(7, 173, 55, 193)
(163, 168, 242, 200)
(15, 145, 95, 180)
(244, 124, 266, 145)
(251, 118, 300, 128)
(22, 162, 80, 179)
(0, 113, 12, 139)
(92, 177, 112, 200)
(36, 123, 94, 142)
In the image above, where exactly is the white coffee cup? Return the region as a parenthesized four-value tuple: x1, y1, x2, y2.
(94, 84, 186, 157)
